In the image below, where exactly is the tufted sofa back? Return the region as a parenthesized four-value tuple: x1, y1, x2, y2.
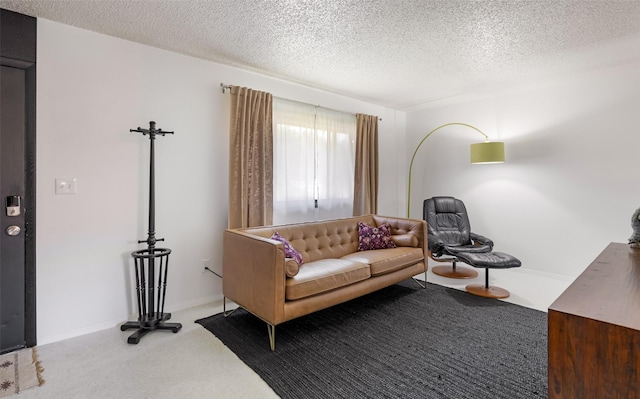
(236, 214, 425, 263)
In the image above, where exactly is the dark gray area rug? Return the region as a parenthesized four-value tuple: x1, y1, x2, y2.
(196, 281, 547, 398)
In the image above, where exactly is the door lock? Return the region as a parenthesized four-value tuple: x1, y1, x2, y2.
(6, 196, 21, 216)
(6, 225, 21, 236)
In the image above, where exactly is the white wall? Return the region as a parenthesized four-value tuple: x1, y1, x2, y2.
(406, 52, 640, 278)
(40, 15, 639, 344)
(36, 19, 405, 344)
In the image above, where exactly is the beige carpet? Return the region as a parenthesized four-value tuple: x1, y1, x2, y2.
(0, 348, 44, 398)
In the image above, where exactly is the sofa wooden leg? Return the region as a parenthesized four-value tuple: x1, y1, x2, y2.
(267, 323, 276, 351)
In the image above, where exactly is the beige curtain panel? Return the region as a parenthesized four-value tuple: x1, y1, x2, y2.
(228, 86, 274, 228)
(353, 113, 379, 215)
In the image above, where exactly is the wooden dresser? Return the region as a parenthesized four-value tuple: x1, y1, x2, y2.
(548, 242, 640, 398)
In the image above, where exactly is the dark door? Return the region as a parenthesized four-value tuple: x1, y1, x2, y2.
(0, 9, 37, 354)
(0, 65, 26, 352)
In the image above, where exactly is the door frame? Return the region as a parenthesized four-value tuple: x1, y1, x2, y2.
(1, 9, 37, 348)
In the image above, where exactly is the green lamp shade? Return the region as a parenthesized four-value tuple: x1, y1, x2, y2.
(470, 141, 505, 164)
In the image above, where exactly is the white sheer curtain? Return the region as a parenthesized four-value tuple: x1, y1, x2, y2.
(273, 98, 356, 224)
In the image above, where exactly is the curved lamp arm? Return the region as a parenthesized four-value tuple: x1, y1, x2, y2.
(406, 122, 490, 218)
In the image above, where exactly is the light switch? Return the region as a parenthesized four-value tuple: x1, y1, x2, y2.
(55, 178, 77, 195)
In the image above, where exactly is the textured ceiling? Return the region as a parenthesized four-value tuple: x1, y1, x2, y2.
(2, 0, 640, 109)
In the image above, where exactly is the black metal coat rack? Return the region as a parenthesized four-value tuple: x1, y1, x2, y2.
(120, 121, 182, 344)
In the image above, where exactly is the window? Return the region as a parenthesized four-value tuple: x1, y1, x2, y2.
(273, 98, 356, 224)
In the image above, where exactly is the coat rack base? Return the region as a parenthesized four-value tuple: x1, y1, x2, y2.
(122, 247, 181, 344)
(120, 314, 182, 344)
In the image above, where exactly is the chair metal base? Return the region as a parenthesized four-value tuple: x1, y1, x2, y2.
(465, 267, 510, 298)
(431, 264, 478, 279)
(465, 284, 510, 298)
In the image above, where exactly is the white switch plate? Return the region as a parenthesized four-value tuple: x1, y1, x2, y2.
(55, 178, 77, 194)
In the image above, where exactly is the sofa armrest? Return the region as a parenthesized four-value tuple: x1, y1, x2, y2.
(223, 229, 287, 325)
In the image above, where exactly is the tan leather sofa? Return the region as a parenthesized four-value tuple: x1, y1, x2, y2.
(223, 214, 427, 350)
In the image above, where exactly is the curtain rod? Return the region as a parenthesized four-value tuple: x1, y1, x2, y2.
(219, 83, 381, 121)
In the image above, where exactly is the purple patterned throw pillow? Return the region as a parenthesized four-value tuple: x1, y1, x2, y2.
(271, 232, 303, 264)
(357, 222, 397, 251)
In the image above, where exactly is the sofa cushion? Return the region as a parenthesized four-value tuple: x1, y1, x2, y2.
(285, 259, 371, 301)
(341, 247, 424, 276)
(357, 222, 397, 251)
(271, 231, 303, 264)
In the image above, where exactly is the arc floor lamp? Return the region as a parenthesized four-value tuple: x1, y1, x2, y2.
(407, 122, 505, 218)
(407, 122, 505, 278)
